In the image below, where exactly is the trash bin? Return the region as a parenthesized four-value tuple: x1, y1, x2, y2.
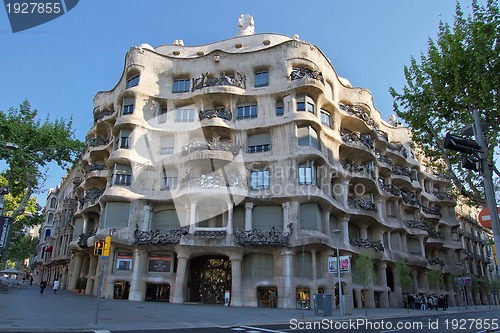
(313, 294, 332, 316)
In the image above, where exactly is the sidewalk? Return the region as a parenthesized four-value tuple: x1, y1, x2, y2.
(0, 285, 496, 332)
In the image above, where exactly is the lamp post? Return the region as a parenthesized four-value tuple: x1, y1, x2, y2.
(332, 229, 343, 317)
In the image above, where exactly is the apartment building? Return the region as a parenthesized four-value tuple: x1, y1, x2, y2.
(38, 15, 495, 309)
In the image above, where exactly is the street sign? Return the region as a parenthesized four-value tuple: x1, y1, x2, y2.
(0, 216, 14, 250)
(478, 207, 500, 229)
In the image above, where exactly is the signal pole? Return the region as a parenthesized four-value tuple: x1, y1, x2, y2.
(472, 109, 500, 278)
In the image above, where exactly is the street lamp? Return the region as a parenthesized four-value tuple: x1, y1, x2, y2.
(332, 229, 343, 317)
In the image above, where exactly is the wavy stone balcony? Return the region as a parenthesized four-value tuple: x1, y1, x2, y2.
(180, 137, 240, 156)
(78, 188, 105, 210)
(340, 128, 374, 151)
(87, 136, 110, 148)
(135, 226, 190, 245)
(387, 142, 408, 159)
(421, 205, 442, 217)
(400, 191, 420, 207)
(348, 197, 378, 212)
(94, 108, 115, 123)
(433, 191, 454, 201)
(178, 170, 247, 191)
(288, 67, 324, 84)
(192, 72, 246, 91)
(378, 179, 401, 196)
(338, 102, 376, 129)
(349, 238, 384, 252)
(234, 224, 293, 247)
(340, 160, 375, 179)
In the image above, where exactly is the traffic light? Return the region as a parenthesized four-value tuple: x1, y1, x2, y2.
(94, 240, 104, 256)
(443, 133, 482, 155)
(103, 236, 111, 257)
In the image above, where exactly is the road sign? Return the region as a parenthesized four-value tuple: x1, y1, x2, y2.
(478, 207, 500, 229)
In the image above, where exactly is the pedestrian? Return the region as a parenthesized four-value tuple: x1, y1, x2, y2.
(53, 278, 60, 294)
(40, 280, 47, 294)
(30, 277, 34, 286)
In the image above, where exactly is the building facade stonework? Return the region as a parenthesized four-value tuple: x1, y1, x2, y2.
(47, 16, 497, 308)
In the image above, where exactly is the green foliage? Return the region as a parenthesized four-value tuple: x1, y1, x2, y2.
(395, 260, 413, 293)
(389, 0, 500, 205)
(354, 250, 375, 315)
(427, 266, 444, 294)
(0, 100, 84, 219)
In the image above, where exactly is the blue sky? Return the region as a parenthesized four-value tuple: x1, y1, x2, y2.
(0, 0, 481, 205)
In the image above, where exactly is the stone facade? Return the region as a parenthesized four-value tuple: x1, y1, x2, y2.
(51, 16, 496, 309)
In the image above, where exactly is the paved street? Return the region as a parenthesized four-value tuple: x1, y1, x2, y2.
(0, 284, 498, 332)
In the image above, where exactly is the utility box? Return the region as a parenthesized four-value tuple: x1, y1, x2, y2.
(313, 294, 332, 316)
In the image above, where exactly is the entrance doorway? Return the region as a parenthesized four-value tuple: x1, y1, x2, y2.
(189, 256, 231, 304)
(257, 287, 278, 308)
(145, 283, 170, 302)
(113, 281, 130, 299)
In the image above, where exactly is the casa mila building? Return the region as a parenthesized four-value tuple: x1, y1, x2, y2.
(67, 15, 471, 309)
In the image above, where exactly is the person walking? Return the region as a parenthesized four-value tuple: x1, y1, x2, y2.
(52, 278, 60, 294)
(39, 280, 47, 294)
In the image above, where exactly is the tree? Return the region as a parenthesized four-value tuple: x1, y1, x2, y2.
(0, 176, 42, 269)
(389, 0, 500, 205)
(395, 260, 413, 312)
(479, 278, 493, 307)
(428, 266, 444, 295)
(0, 100, 84, 220)
(353, 250, 375, 316)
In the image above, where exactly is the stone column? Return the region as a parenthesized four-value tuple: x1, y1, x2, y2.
(419, 237, 425, 257)
(226, 202, 233, 235)
(172, 248, 189, 303)
(387, 231, 393, 251)
(323, 209, 331, 236)
(401, 232, 408, 252)
(340, 216, 349, 244)
(128, 247, 147, 301)
(377, 262, 390, 308)
(189, 200, 197, 234)
(68, 252, 84, 292)
(230, 254, 243, 306)
(282, 202, 290, 232)
(142, 204, 152, 230)
(281, 249, 295, 309)
(82, 216, 90, 235)
(245, 202, 254, 231)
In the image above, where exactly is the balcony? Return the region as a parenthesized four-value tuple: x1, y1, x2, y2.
(192, 72, 246, 91)
(348, 197, 378, 212)
(421, 205, 442, 217)
(400, 191, 420, 207)
(387, 142, 408, 159)
(378, 179, 401, 196)
(234, 224, 293, 247)
(135, 226, 189, 245)
(427, 257, 445, 267)
(180, 137, 240, 156)
(288, 67, 324, 84)
(340, 160, 375, 179)
(340, 128, 374, 150)
(87, 136, 109, 148)
(94, 108, 115, 123)
(338, 102, 376, 129)
(198, 107, 233, 121)
(349, 238, 384, 252)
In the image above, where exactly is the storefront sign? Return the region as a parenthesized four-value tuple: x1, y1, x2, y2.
(148, 255, 172, 272)
(115, 252, 132, 270)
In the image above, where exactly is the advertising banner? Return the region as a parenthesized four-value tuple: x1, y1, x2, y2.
(0, 216, 14, 250)
(328, 256, 350, 273)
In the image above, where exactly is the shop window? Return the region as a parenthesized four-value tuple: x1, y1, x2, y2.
(115, 250, 133, 271)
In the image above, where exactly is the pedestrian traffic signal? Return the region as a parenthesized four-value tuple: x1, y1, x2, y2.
(103, 236, 111, 257)
(94, 240, 104, 256)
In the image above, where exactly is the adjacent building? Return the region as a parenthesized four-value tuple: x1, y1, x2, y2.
(37, 15, 497, 309)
